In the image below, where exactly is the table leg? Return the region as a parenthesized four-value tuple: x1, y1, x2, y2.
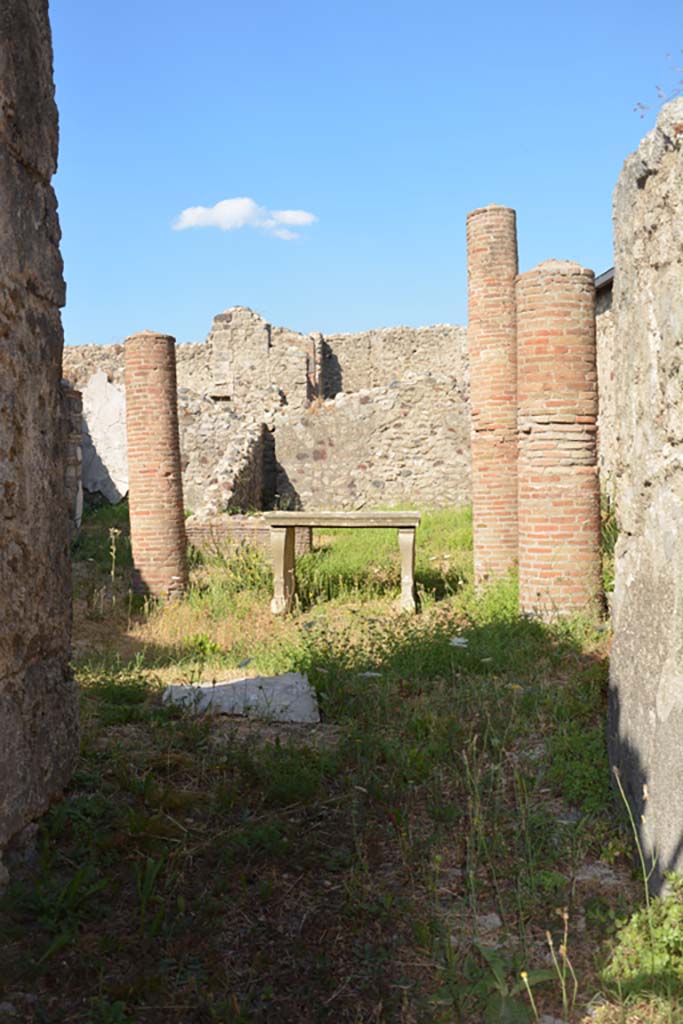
(270, 526, 296, 614)
(398, 528, 418, 613)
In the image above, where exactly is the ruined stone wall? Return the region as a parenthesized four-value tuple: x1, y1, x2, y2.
(62, 312, 472, 515)
(61, 299, 623, 525)
(178, 393, 267, 516)
(208, 307, 312, 411)
(62, 342, 125, 389)
(175, 340, 214, 392)
(63, 319, 470, 403)
(268, 339, 310, 413)
(323, 324, 468, 396)
(0, 0, 79, 851)
(62, 338, 213, 394)
(273, 374, 471, 511)
(608, 98, 683, 890)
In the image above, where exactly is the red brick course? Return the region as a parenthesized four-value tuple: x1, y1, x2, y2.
(466, 204, 519, 583)
(516, 261, 602, 618)
(124, 332, 188, 597)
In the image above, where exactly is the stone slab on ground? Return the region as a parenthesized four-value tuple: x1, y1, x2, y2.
(163, 672, 320, 724)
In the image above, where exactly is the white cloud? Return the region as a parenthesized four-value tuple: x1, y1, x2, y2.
(173, 196, 317, 240)
(271, 209, 317, 226)
(174, 197, 260, 232)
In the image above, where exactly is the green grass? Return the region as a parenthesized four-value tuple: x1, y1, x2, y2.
(603, 874, 683, 995)
(79, 500, 131, 532)
(2, 501, 670, 1023)
(292, 505, 472, 608)
(602, 493, 619, 595)
(72, 500, 132, 571)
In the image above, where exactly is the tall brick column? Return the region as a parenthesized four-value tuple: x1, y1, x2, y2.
(124, 332, 188, 597)
(516, 261, 602, 619)
(466, 204, 519, 584)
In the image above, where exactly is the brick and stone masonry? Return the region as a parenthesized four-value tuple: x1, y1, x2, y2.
(124, 332, 189, 597)
(516, 260, 602, 619)
(466, 205, 519, 584)
(1, 0, 79, 859)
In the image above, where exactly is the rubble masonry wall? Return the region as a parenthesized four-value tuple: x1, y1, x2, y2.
(608, 98, 683, 890)
(0, 0, 79, 849)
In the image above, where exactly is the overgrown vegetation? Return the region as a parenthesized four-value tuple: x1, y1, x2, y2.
(601, 494, 619, 596)
(0, 502, 680, 1023)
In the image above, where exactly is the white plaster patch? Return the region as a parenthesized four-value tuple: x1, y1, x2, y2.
(163, 672, 320, 724)
(81, 371, 128, 502)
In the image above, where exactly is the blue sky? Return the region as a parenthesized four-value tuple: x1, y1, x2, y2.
(51, 0, 682, 345)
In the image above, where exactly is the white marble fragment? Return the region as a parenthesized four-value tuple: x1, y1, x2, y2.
(163, 672, 320, 724)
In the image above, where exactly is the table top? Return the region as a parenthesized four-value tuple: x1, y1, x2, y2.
(262, 511, 421, 529)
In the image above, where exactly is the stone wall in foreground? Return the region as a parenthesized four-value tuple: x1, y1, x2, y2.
(273, 374, 471, 511)
(0, 0, 79, 853)
(607, 98, 683, 891)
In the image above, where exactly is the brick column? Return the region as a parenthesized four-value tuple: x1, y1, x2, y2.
(516, 261, 602, 619)
(466, 204, 519, 584)
(124, 332, 188, 597)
